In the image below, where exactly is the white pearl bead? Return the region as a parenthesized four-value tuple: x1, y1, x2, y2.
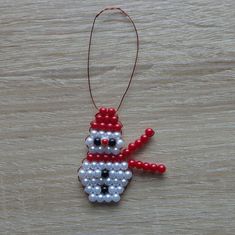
(97, 194, 104, 203)
(117, 170, 124, 179)
(94, 169, 101, 178)
(97, 146, 104, 154)
(105, 178, 112, 186)
(90, 178, 98, 185)
(113, 132, 121, 138)
(104, 194, 112, 203)
(112, 178, 120, 186)
(99, 131, 105, 137)
(104, 146, 112, 154)
(89, 146, 97, 154)
(98, 177, 104, 185)
(112, 147, 120, 155)
(109, 185, 116, 194)
(90, 130, 98, 137)
(82, 161, 91, 170)
(106, 131, 112, 137)
(85, 137, 93, 147)
(86, 170, 93, 178)
(88, 193, 96, 202)
(81, 178, 90, 186)
(98, 162, 106, 170)
(120, 162, 128, 170)
(109, 170, 116, 178)
(93, 186, 101, 194)
(116, 139, 124, 148)
(112, 194, 120, 202)
(91, 161, 97, 170)
(113, 162, 120, 171)
(117, 186, 124, 194)
(78, 169, 86, 178)
(105, 162, 113, 170)
(121, 178, 128, 187)
(84, 185, 93, 194)
(125, 170, 132, 180)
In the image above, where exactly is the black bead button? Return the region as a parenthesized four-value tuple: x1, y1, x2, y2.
(101, 169, 109, 178)
(101, 184, 109, 194)
(94, 137, 101, 146)
(109, 138, 116, 147)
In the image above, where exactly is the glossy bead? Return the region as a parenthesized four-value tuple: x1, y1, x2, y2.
(114, 123, 121, 131)
(108, 108, 116, 116)
(112, 194, 120, 202)
(140, 134, 149, 143)
(143, 162, 150, 171)
(136, 161, 143, 169)
(88, 193, 96, 202)
(94, 186, 101, 194)
(104, 194, 112, 202)
(116, 139, 124, 148)
(99, 107, 107, 116)
(101, 138, 109, 146)
(112, 147, 120, 155)
(101, 184, 109, 194)
(96, 114, 103, 123)
(116, 170, 124, 179)
(150, 163, 158, 172)
(122, 148, 131, 157)
(78, 169, 86, 178)
(84, 185, 92, 194)
(94, 169, 101, 178)
(117, 186, 124, 194)
(128, 159, 135, 168)
(145, 128, 155, 137)
(128, 143, 136, 152)
(100, 122, 105, 130)
(109, 138, 116, 147)
(111, 116, 118, 124)
(87, 153, 93, 162)
(101, 169, 109, 178)
(107, 123, 113, 130)
(104, 115, 110, 123)
(82, 161, 90, 170)
(120, 161, 128, 170)
(103, 154, 109, 161)
(85, 137, 93, 147)
(105, 162, 113, 170)
(158, 164, 166, 174)
(124, 170, 132, 179)
(91, 122, 98, 129)
(135, 139, 142, 148)
(113, 162, 120, 170)
(97, 194, 104, 203)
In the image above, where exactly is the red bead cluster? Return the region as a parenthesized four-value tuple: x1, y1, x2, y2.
(121, 128, 155, 157)
(128, 159, 166, 174)
(87, 153, 125, 163)
(90, 107, 122, 131)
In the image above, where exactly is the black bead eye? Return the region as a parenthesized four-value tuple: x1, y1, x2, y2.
(109, 138, 116, 147)
(94, 137, 101, 146)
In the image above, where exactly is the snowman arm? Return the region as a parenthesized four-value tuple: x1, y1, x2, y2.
(121, 128, 156, 158)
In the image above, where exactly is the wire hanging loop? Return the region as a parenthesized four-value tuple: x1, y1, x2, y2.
(87, 7, 139, 111)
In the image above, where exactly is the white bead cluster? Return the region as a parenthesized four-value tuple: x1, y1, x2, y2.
(78, 161, 132, 203)
(85, 129, 124, 155)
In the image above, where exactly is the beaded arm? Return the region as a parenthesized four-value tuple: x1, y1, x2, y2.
(122, 128, 166, 174)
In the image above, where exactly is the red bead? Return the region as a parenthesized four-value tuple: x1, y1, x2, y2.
(143, 162, 150, 171)
(122, 148, 131, 157)
(135, 139, 142, 148)
(136, 161, 143, 169)
(111, 116, 118, 124)
(107, 123, 113, 130)
(87, 153, 93, 162)
(140, 134, 149, 143)
(99, 107, 107, 116)
(118, 154, 124, 161)
(101, 138, 109, 146)
(150, 163, 158, 172)
(95, 114, 103, 123)
(100, 122, 105, 130)
(111, 155, 116, 162)
(95, 154, 101, 161)
(103, 154, 109, 162)
(91, 122, 98, 129)
(128, 143, 136, 152)
(108, 108, 116, 116)
(128, 159, 135, 168)
(104, 115, 110, 123)
(158, 164, 166, 174)
(145, 128, 155, 137)
(114, 123, 122, 131)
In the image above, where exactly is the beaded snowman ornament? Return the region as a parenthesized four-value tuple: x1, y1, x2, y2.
(78, 7, 166, 203)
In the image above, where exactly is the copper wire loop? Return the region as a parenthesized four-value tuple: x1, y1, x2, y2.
(87, 7, 139, 111)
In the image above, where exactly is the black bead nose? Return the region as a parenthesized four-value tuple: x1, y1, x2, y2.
(101, 184, 109, 194)
(101, 169, 109, 178)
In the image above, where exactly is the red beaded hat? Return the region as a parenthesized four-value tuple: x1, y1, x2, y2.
(90, 107, 123, 132)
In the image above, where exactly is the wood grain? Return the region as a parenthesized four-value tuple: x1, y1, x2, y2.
(0, 1, 235, 234)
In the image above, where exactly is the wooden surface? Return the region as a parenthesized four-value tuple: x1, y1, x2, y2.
(0, 1, 235, 234)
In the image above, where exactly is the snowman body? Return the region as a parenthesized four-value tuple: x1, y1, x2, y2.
(78, 129, 132, 203)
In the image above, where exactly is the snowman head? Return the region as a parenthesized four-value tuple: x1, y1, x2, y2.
(85, 107, 124, 155)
